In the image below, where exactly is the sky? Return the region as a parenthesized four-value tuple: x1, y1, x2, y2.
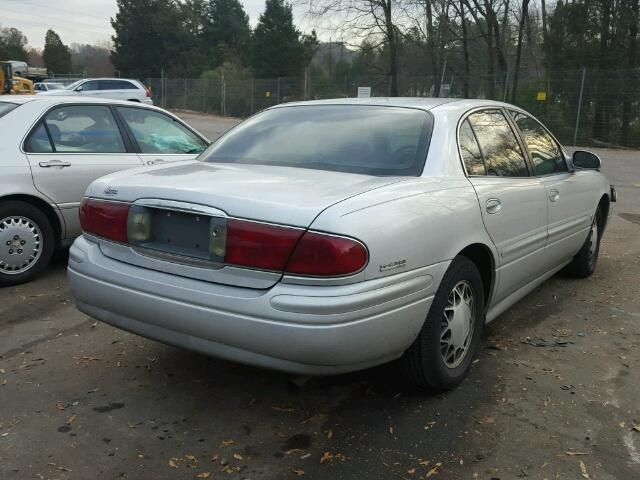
(1, 0, 317, 49)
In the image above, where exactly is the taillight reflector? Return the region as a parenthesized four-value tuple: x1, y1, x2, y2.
(225, 219, 303, 271)
(285, 232, 368, 276)
(79, 198, 130, 243)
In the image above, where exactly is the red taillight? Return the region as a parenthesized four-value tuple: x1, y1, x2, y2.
(145, 86, 152, 97)
(225, 219, 303, 271)
(79, 198, 130, 243)
(285, 232, 368, 276)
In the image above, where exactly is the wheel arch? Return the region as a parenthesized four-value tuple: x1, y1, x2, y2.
(456, 243, 495, 307)
(0, 194, 64, 243)
(598, 193, 610, 229)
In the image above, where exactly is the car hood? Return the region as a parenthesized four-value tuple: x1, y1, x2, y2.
(87, 160, 408, 227)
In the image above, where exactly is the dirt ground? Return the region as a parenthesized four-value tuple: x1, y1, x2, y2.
(1, 111, 639, 480)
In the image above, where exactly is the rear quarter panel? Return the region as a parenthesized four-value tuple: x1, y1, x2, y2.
(309, 177, 497, 285)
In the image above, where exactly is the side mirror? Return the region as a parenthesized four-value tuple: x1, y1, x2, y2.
(572, 150, 601, 170)
(75, 86, 84, 92)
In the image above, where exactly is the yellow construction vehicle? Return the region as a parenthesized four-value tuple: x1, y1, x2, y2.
(1, 61, 35, 95)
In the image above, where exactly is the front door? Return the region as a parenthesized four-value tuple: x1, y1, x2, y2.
(508, 110, 596, 268)
(460, 109, 549, 302)
(24, 104, 144, 237)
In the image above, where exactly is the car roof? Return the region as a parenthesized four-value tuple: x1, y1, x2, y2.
(274, 97, 516, 112)
(0, 95, 155, 108)
(76, 78, 141, 82)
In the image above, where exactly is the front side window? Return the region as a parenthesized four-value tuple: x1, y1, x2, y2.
(117, 107, 208, 154)
(80, 81, 100, 91)
(511, 111, 567, 175)
(41, 105, 126, 153)
(201, 105, 433, 176)
(467, 110, 529, 177)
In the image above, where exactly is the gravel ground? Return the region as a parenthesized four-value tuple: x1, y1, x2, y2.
(1, 111, 639, 480)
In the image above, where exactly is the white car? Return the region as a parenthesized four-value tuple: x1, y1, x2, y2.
(67, 98, 615, 390)
(0, 96, 209, 285)
(34, 82, 65, 93)
(39, 78, 153, 104)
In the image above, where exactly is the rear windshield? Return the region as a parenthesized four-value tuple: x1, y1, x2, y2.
(0, 102, 18, 119)
(200, 105, 433, 176)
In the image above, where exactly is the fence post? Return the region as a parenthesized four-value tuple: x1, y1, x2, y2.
(277, 77, 281, 104)
(220, 72, 225, 116)
(161, 67, 165, 108)
(250, 78, 254, 114)
(184, 78, 187, 109)
(573, 67, 587, 146)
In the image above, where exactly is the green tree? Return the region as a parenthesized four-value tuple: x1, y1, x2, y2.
(0, 26, 29, 61)
(250, 0, 317, 77)
(202, 0, 252, 67)
(42, 30, 72, 74)
(111, 0, 195, 77)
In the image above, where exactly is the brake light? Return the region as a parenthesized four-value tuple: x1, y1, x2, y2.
(79, 198, 130, 243)
(285, 232, 368, 276)
(225, 219, 303, 271)
(145, 86, 152, 97)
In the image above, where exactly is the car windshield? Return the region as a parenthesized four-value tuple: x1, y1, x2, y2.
(65, 80, 84, 90)
(0, 101, 18, 119)
(201, 105, 433, 176)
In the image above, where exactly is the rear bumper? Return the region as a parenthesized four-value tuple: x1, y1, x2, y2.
(68, 236, 443, 375)
(141, 98, 154, 105)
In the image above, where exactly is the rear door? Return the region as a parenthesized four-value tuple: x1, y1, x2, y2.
(460, 108, 549, 302)
(509, 110, 595, 267)
(115, 106, 208, 165)
(99, 80, 138, 101)
(24, 104, 144, 237)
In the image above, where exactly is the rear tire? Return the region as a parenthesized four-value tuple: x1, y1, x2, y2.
(401, 256, 485, 391)
(566, 207, 602, 278)
(0, 201, 55, 287)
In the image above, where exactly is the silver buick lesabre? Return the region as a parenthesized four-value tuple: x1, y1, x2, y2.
(68, 98, 614, 390)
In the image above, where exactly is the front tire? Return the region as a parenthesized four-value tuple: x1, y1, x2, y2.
(401, 256, 485, 391)
(566, 207, 602, 278)
(0, 201, 55, 287)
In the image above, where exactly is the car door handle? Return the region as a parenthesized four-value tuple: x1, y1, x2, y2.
(486, 198, 502, 214)
(39, 160, 71, 168)
(146, 159, 166, 166)
(549, 189, 560, 202)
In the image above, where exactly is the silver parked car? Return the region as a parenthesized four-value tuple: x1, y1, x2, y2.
(67, 98, 615, 390)
(0, 96, 209, 285)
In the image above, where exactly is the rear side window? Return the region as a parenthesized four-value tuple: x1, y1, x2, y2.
(467, 110, 529, 177)
(511, 111, 567, 175)
(100, 80, 138, 90)
(117, 107, 208, 154)
(26, 105, 126, 153)
(0, 101, 18, 119)
(201, 105, 433, 176)
(25, 123, 53, 153)
(459, 120, 485, 175)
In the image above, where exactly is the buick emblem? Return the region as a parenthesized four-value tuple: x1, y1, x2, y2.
(104, 186, 118, 196)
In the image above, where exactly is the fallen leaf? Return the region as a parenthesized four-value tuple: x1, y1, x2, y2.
(210, 454, 219, 462)
(326, 429, 333, 440)
(169, 458, 179, 468)
(286, 449, 305, 455)
(67, 414, 77, 424)
(389, 425, 394, 434)
(195, 473, 210, 478)
(56, 402, 65, 411)
(566, 451, 590, 456)
(233, 453, 243, 461)
(220, 439, 235, 448)
(320, 452, 333, 464)
(292, 468, 305, 476)
(632, 425, 640, 433)
(185, 454, 197, 461)
(580, 460, 590, 479)
(426, 462, 443, 477)
(271, 406, 296, 412)
(407, 467, 416, 474)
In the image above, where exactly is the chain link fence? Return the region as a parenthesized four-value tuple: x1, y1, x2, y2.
(146, 68, 640, 149)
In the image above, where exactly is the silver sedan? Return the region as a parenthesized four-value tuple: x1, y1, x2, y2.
(67, 98, 614, 390)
